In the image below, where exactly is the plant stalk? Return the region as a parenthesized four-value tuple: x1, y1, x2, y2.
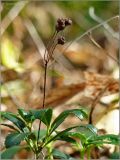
(37, 61, 48, 147)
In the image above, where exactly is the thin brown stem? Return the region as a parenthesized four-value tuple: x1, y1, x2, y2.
(37, 61, 48, 146)
(42, 62, 48, 108)
(87, 32, 119, 64)
(47, 31, 57, 51)
(47, 43, 58, 62)
(36, 30, 58, 159)
(89, 81, 112, 124)
(44, 31, 57, 62)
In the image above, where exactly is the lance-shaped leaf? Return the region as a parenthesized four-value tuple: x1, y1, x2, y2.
(5, 132, 28, 148)
(77, 124, 98, 140)
(50, 109, 88, 134)
(30, 108, 53, 127)
(87, 134, 120, 146)
(18, 109, 34, 123)
(1, 112, 26, 131)
(0, 124, 19, 132)
(59, 131, 86, 145)
(46, 126, 80, 145)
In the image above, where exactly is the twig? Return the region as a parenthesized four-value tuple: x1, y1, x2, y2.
(37, 61, 48, 146)
(87, 31, 119, 64)
(37, 30, 58, 148)
(89, 81, 113, 124)
(44, 31, 57, 62)
(47, 43, 58, 62)
(94, 106, 119, 125)
(89, 7, 119, 40)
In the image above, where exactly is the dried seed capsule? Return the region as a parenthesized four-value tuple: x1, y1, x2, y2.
(57, 18, 65, 25)
(65, 18, 72, 26)
(56, 18, 66, 32)
(57, 36, 65, 45)
(55, 23, 65, 32)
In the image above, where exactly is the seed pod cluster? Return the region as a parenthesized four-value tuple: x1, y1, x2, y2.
(56, 18, 72, 32)
(44, 17, 72, 62)
(57, 36, 65, 45)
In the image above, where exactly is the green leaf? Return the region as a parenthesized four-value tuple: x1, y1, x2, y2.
(0, 124, 19, 131)
(57, 135, 76, 144)
(46, 126, 80, 145)
(5, 132, 27, 148)
(30, 108, 53, 126)
(1, 146, 23, 159)
(61, 131, 86, 144)
(44, 108, 53, 126)
(50, 109, 88, 134)
(1, 112, 26, 131)
(18, 109, 34, 123)
(77, 124, 97, 140)
(88, 134, 120, 146)
(52, 149, 75, 159)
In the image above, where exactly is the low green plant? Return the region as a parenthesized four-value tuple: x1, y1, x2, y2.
(0, 107, 86, 159)
(1, 108, 120, 159)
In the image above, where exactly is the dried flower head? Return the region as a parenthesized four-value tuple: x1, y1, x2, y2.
(56, 23, 65, 32)
(56, 19, 65, 32)
(65, 18, 72, 26)
(57, 36, 65, 45)
(56, 18, 72, 32)
(57, 18, 65, 25)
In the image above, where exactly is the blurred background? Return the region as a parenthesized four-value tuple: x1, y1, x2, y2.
(1, 0, 119, 159)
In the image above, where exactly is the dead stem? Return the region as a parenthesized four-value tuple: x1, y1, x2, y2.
(89, 81, 113, 124)
(44, 31, 57, 62)
(37, 61, 48, 146)
(87, 31, 119, 64)
(36, 33, 58, 158)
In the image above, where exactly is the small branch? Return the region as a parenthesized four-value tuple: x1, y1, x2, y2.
(94, 104, 119, 125)
(44, 31, 57, 62)
(37, 61, 48, 145)
(42, 62, 48, 108)
(89, 7, 119, 40)
(89, 81, 112, 124)
(46, 31, 57, 51)
(47, 43, 57, 62)
(36, 29, 58, 155)
(87, 31, 119, 64)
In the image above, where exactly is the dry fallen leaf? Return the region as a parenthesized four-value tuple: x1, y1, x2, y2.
(84, 71, 119, 97)
(34, 72, 119, 109)
(34, 83, 86, 108)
